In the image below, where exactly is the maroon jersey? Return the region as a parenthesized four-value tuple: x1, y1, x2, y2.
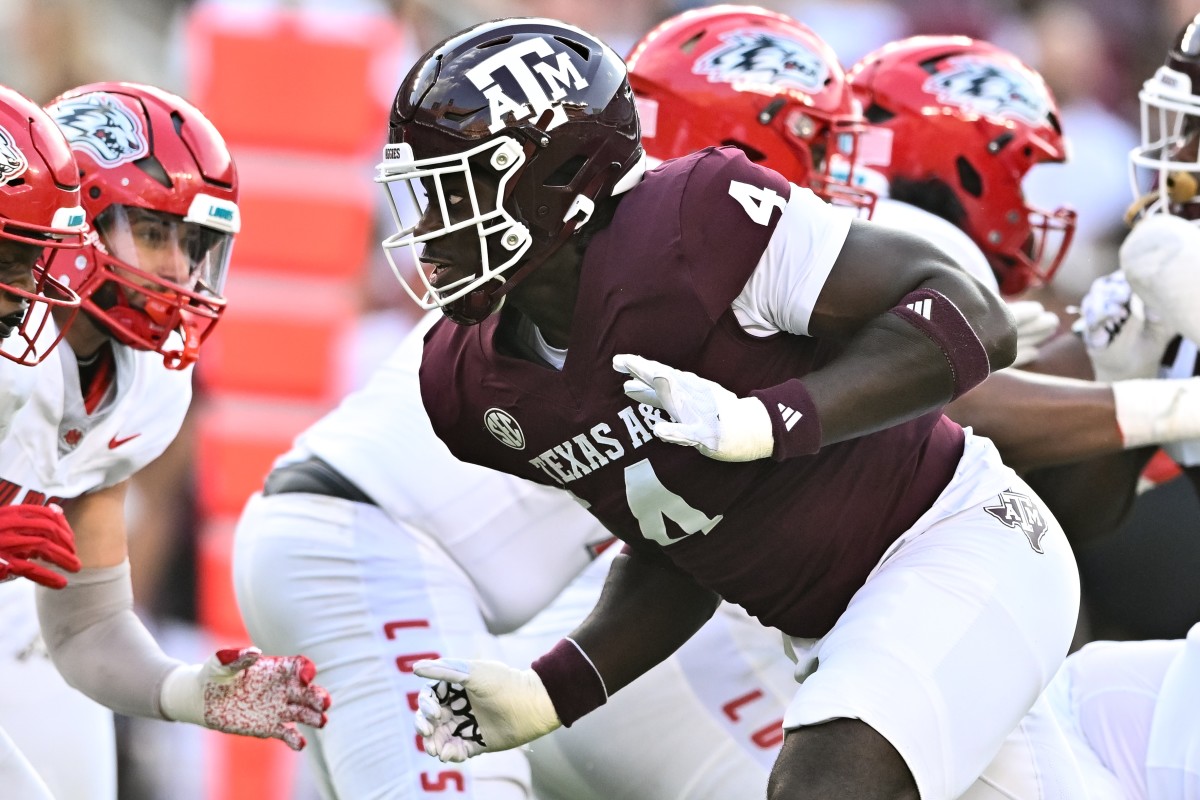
(421, 147, 964, 637)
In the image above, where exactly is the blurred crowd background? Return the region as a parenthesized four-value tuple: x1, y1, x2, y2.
(1, 0, 1198, 798)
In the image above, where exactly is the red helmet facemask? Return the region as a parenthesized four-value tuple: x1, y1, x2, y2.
(0, 87, 87, 365)
(848, 36, 1076, 295)
(43, 82, 239, 369)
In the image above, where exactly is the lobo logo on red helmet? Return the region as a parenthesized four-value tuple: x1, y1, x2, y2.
(693, 31, 828, 93)
(465, 38, 590, 133)
(0, 126, 28, 185)
(923, 56, 1049, 125)
(47, 93, 148, 167)
(983, 490, 1048, 554)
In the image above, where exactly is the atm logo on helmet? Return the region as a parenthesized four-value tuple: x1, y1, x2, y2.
(466, 38, 590, 133)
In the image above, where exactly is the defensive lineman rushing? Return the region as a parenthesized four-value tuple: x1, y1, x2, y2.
(0, 83, 329, 800)
(391, 16, 1079, 800)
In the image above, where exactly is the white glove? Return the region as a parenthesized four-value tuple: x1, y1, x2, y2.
(1074, 270, 1174, 382)
(160, 647, 331, 751)
(1006, 299, 1060, 368)
(1121, 213, 1200, 345)
(612, 353, 773, 461)
(413, 658, 561, 763)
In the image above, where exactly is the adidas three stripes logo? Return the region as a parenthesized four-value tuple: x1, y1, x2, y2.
(777, 403, 803, 431)
(906, 298, 932, 319)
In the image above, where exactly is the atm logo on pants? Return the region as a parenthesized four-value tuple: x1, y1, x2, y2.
(984, 490, 1047, 553)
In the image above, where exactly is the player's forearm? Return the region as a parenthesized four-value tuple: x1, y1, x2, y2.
(946, 370, 1123, 471)
(534, 548, 719, 726)
(767, 288, 1012, 453)
(571, 548, 720, 694)
(35, 560, 184, 719)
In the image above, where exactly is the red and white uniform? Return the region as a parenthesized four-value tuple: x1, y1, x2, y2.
(1044, 622, 1200, 800)
(0, 330, 191, 800)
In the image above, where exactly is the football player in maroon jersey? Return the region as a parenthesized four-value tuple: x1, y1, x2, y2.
(382, 16, 1079, 800)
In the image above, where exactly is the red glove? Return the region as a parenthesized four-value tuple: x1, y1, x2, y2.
(0, 504, 81, 589)
(161, 647, 332, 750)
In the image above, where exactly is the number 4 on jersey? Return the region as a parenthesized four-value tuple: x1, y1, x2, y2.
(728, 180, 785, 226)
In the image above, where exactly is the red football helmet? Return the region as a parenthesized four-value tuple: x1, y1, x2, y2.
(0, 85, 86, 366)
(626, 5, 873, 214)
(44, 82, 240, 369)
(379, 17, 644, 325)
(847, 36, 1076, 295)
(1129, 14, 1200, 223)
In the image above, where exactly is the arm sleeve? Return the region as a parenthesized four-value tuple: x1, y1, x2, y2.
(731, 185, 855, 338)
(35, 560, 183, 720)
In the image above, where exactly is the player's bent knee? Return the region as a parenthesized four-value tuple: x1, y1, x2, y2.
(768, 719, 918, 800)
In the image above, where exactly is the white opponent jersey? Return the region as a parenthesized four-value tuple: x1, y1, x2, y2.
(282, 313, 613, 634)
(0, 332, 191, 654)
(0, 320, 67, 443)
(0, 334, 191, 504)
(0, 358, 37, 445)
(870, 197, 1000, 295)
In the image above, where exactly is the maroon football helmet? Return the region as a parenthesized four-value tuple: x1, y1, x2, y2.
(626, 4, 873, 214)
(0, 85, 86, 365)
(378, 17, 645, 325)
(847, 36, 1076, 295)
(44, 82, 240, 369)
(1129, 14, 1200, 223)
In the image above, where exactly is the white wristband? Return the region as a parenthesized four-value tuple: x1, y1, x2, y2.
(159, 663, 206, 726)
(1113, 378, 1200, 449)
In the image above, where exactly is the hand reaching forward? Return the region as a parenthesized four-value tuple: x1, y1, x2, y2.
(413, 658, 561, 763)
(613, 353, 774, 461)
(0, 504, 81, 589)
(1075, 270, 1173, 382)
(1121, 213, 1200, 347)
(1007, 299, 1060, 368)
(160, 647, 331, 751)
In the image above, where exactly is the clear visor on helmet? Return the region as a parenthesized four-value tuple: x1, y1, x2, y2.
(374, 138, 531, 313)
(1129, 68, 1200, 223)
(95, 205, 233, 300)
(87, 204, 233, 368)
(0, 233, 82, 365)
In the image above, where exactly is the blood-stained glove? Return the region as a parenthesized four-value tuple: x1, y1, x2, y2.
(0, 504, 81, 589)
(159, 647, 331, 751)
(1121, 213, 1200, 346)
(612, 353, 774, 461)
(413, 658, 561, 763)
(1074, 270, 1174, 382)
(1007, 299, 1061, 368)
